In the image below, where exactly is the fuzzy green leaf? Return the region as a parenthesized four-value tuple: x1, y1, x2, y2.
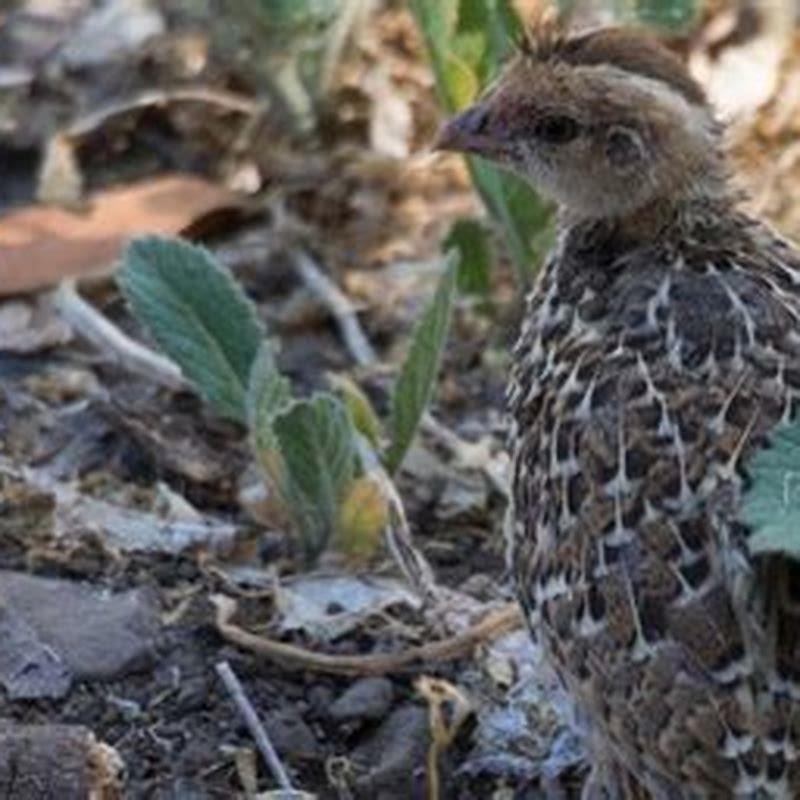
(407, 0, 460, 107)
(743, 422, 800, 560)
(273, 394, 359, 560)
(385, 252, 458, 474)
(327, 373, 384, 449)
(247, 341, 293, 456)
(119, 236, 263, 423)
(443, 52, 480, 109)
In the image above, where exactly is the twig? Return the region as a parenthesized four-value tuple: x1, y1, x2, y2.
(215, 661, 295, 792)
(417, 677, 473, 800)
(292, 250, 377, 367)
(213, 595, 521, 676)
(54, 281, 186, 391)
(380, 466, 441, 602)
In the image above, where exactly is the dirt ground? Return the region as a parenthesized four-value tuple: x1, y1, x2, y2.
(2, 1, 800, 798)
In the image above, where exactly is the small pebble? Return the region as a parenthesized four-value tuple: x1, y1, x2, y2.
(330, 677, 394, 723)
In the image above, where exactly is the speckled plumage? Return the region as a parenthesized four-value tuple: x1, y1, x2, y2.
(508, 208, 800, 799)
(438, 24, 800, 800)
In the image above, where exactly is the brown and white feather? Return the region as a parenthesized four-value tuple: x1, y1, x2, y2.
(437, 23, 800, 800)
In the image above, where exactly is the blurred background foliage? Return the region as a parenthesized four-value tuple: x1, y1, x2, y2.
(176, 0, 702, 292)
(557, 0, 698, 30)
(1, 1, 799, 796)
(410, 0, 552, 289)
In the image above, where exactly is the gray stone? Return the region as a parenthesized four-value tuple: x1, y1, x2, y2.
(352, 705, 431, 799)
(263, 708, 322, 761)
(307, 684, 334, 717)
(330, 677, 394, 723)
(0, 571, 159, 682)
(0, 723, 123, 799)
(0, 603, 73, 699)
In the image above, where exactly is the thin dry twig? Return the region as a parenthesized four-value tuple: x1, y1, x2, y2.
(213, 595, 522, 677)
(215, 660, 295, 792)
(292, 249, 378, 368)
(417, 677, 473, 800)
(54, 281, 186, 391)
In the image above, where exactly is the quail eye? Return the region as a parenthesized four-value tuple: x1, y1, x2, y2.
(534, 115, 580, 144)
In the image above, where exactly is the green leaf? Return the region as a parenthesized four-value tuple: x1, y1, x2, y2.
(409, 0, 515, 113)
(743, 422, 800, 560)
(327, 372, 384, 449)
(251, 0, 341, 32)
(385, 252, 458, 474)
(273, 393, 359, 560)
(408, 0, 460, 109)
(469, 160, 553, 286)
(119, 236, 263, 423)
(247, 341, 293, 468)
(443, 52, 480, 109)
(445, 218, 492, 296)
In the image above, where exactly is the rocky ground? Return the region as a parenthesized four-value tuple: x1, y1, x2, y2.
(1, 1, 799, 798)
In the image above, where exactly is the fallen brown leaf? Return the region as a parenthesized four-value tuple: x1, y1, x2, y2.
(0, 174, 243, 297)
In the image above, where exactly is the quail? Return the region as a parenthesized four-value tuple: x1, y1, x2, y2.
(438, 23, 800, 800)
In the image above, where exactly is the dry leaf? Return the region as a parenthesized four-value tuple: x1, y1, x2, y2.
(0, 174, 242, 297)
(335, 476, 389, 564)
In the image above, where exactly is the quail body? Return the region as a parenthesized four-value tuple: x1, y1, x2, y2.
(439, 25, 800, 799)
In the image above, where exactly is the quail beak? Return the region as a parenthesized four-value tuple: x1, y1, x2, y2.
(434, 102, 506, 159)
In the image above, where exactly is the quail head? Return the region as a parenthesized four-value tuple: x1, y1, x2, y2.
(438, 22, 800, 800)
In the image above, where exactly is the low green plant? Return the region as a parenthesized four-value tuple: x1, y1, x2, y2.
(409, 0, 553, 288)
(119, 236, 458, 564)
(743, 422, 800, 561)
(224, 0, 371, 132)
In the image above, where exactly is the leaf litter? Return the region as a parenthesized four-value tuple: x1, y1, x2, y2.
(0, 1, 799, 798)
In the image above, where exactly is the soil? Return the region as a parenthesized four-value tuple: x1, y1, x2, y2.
(2, 1, 798, 798)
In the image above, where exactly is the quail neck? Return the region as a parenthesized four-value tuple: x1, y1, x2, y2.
(439, 25, 800, 799)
